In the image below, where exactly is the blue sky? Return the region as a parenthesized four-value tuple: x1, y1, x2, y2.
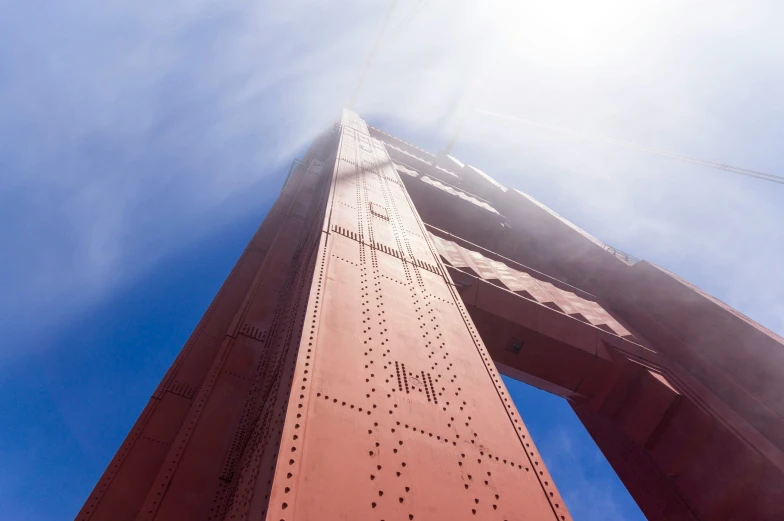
(1, 1, 782, 519)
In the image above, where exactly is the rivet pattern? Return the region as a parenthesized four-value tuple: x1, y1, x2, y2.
(78, 112, 572, 521)
(263, 110, 571, 521)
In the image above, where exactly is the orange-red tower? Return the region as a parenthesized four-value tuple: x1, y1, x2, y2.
(77, 110, 784, 521)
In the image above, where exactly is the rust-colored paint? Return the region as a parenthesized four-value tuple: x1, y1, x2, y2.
(264, 111, 569, 521)
(76, 112, 569, 521)
(387, 129, 784, 520)
(77, 110, 784, 521)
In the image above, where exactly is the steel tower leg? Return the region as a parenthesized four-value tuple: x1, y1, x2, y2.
(77, 110, 570, 521)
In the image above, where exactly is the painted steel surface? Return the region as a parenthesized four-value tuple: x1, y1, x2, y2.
(77, 108, 784, 521)
(76, 112, 570, 521)
(264, 110, 570, 521)
(76, 129, 338, 520)
(429, 233, 634, 339)
(377, 128, 784, 520)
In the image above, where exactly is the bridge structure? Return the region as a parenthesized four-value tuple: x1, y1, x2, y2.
(77, 110, 784, 521)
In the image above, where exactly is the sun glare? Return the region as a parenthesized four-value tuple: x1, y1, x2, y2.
(491, 0, 665, 66)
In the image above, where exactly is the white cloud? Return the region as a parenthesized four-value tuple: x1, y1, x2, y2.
(1, 0, 781, 367)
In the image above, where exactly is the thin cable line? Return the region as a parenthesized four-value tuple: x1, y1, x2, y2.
(381, 0, 428, 46)
(478, 109, 784, 184)
(348, 0, 397, 109)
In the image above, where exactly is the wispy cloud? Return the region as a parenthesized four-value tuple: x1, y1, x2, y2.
(1, 0, 781, 366)
(0, 1, 356, 361)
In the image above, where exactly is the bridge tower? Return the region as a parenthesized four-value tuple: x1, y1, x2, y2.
(77, 110, 784, 521)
